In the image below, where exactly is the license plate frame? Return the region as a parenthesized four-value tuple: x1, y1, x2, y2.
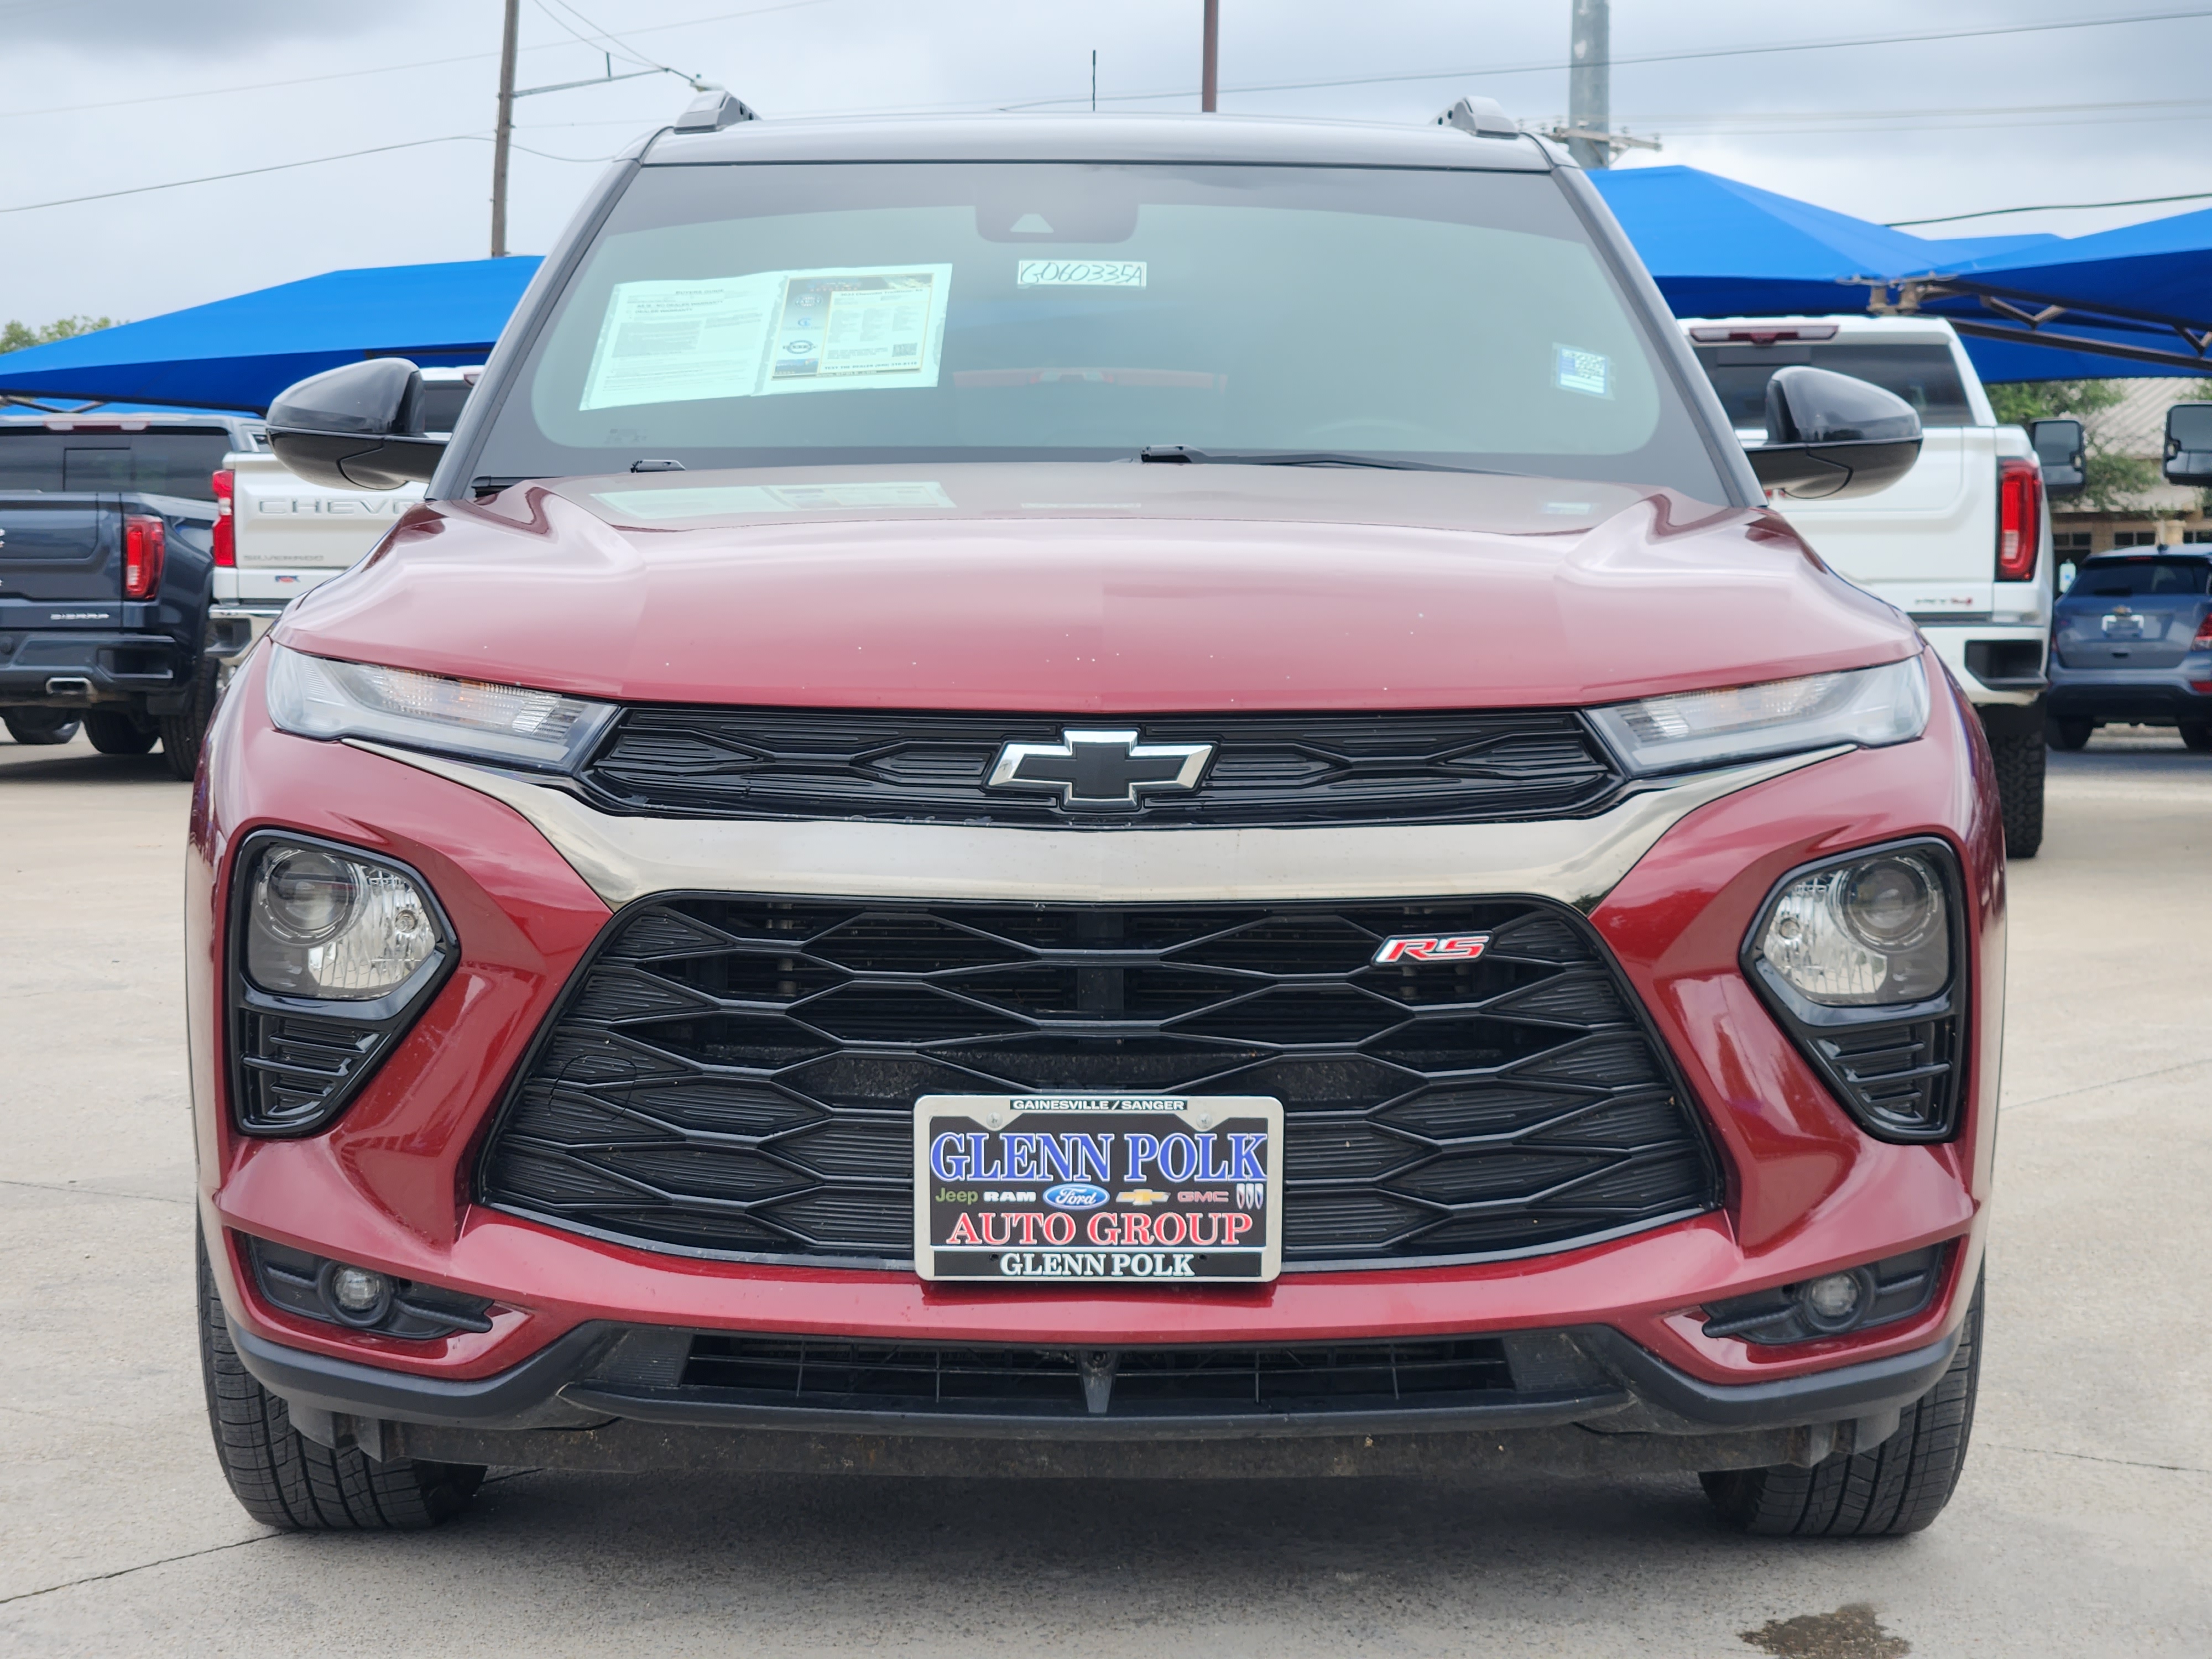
(912, 1094, 1285, 1284)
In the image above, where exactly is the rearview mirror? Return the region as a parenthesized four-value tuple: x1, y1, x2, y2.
(265, 357, 446, 491)
(1744, 366, 1922, 500)
(2029, 418, 2085, 497)
(2164, 403, 2212, 484)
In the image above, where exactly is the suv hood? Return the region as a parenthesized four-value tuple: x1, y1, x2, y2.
(275, 463, 1916, 712)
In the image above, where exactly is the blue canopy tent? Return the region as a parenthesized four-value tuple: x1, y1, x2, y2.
(1588, 165, 2050, 321)
(1590, 165, 2212, 384)
(0, 256, 542, 414)
(1901, 212, 2212, 382)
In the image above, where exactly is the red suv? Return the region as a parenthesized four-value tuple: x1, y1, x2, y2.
(189, 96, 1996, 1537)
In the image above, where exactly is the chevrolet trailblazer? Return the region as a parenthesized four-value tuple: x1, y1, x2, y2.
(187, 94, 1996, 1540)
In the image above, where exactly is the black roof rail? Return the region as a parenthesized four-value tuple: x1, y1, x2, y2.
(1434, 96, 1519, 139)
(674, 88, 759, 132)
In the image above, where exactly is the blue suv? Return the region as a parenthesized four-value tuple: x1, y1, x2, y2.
(2047, 550, 2212, 750)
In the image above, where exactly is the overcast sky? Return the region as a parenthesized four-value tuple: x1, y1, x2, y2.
(3, 0, 2209, 327)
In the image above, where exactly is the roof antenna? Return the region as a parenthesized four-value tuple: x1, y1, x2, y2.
(674, 87, 760, 132)
(1434, 97, 1519, 139)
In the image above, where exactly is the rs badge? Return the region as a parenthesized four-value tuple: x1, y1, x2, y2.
(1372, 933, 1491, 965)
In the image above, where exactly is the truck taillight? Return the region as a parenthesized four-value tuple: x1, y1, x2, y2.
(211, 468, 235, 567)
(1997, 457, 2042, 581)
(123, 515, 166, 600)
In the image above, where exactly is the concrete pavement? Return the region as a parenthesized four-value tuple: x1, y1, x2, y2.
(2, 727, 2205, 1656)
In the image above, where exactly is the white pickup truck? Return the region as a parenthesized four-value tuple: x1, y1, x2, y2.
(1684, 315, 2051, 857)
(208, 368, 477, 675)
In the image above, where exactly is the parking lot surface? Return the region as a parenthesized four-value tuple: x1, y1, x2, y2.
(2, 728, 2206, 1657)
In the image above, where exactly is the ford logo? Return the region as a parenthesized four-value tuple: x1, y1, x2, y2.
(1044, 1183, 1109, 1211)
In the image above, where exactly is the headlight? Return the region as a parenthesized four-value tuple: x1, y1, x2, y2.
(246, 843, 441, 1000)
(1755, 851, 1948, 1006)
(264, 643, 617, 770)
(1588, 656, 1928, 776)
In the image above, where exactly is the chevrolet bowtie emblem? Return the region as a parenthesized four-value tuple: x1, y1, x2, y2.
(988, 728, 1213, 808)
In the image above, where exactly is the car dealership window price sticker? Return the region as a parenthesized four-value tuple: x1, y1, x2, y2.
(580, 265, 952, 410)
(913, 1094, 1284, 1282)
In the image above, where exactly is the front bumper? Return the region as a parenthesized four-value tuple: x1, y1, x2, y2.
(189, 646, 2002, 1465)
(227, 1312, 1961, 1477)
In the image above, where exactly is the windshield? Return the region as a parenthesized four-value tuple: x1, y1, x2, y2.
(2065, 556, 2212, 598)
(467, 161, 1727, 499)
(1693, 343, 1975, 429)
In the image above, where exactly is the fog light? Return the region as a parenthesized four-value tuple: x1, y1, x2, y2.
(1796, 1267, 1876, 1334)
(319, 1262, 394, 1328)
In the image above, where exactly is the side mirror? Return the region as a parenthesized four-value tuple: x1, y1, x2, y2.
(2165, 403, 2212, 484)
(1745, 366, 1923, 500)
(265, 358, 445, 491)
(2029, 418, 2086, 497)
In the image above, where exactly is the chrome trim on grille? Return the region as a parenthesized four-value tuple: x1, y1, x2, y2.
(348, 741, 1845, 911)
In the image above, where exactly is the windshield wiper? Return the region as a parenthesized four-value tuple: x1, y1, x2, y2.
(1135, 444, 1495, 474)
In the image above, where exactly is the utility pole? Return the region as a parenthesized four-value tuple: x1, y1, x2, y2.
(491, 0, 520, 257)
(1568, 0, 1608, 169)
(1201, 0, 1219, 112)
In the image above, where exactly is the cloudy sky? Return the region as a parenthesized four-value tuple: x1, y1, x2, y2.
(3, 0, 2209, 328)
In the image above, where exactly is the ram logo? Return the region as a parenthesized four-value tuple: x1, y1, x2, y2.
(1371, 933, 1490, 965)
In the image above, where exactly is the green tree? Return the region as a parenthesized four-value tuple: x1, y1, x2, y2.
(1987, 377, 2159, 510)
(0, 314, 117, 354)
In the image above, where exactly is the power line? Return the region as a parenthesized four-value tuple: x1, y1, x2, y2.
(0, 0, 833, 123)
(998, 5, 2212, 111)
(1889, 190, 2212, 227)
(0, 133, 607, 217)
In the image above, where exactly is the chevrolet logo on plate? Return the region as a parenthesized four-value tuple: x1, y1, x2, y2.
(988, 728, 1212, 808)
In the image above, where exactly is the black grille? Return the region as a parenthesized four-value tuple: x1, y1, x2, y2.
(479, 895, 1718, 1266)
(673, 1333, 1516, 1415)
(579, 708, 1621, 827)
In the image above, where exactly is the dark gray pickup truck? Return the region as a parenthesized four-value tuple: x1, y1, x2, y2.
(0, 411, 257, 776)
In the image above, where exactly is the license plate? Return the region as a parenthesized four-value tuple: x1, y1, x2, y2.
(913, 1094, 1284, 1283)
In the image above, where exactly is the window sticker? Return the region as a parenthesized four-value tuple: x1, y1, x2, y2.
(1016, 259, 1147, 288)
(593, 481, 955, 520)
(580, 266, 952, 411)
(1553, 345, 1611, 398)
(580, 274, 780, 411)
(765, 267, 952, 396)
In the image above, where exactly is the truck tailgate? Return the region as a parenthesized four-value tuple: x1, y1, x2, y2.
(0, 495, 118, 609)
(1770, 431, 1995, 617)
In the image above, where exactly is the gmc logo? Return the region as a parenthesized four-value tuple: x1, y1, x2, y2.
(1371, 933, 1490, 966)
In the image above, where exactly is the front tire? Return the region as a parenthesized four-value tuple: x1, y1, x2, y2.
(83, 708, 158, 755)
(197, 1227, 484, 1530)
(3, 708, 81, 745)
(1701, 1274, 1981, 1537)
